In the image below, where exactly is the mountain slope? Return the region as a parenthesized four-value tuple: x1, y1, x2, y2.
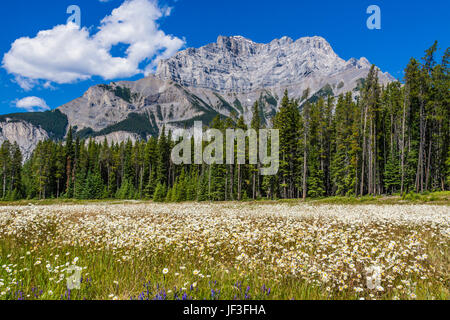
(0, 35, 395, 159)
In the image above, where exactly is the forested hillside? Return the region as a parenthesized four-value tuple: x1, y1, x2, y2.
(0, 43, 448, 201)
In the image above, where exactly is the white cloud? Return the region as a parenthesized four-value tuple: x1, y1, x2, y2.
(13, 76, 38, 91)
(2, 0, 184, 88)
(14, 97, 50, 112)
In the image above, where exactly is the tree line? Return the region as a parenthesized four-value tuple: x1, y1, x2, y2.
(0, 42, 448, 201)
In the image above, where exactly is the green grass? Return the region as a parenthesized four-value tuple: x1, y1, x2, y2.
(0, 198, 122, 206)
(0, 239, 327, 300)
(287, 191, 450, 206)
(1, 192, 448, 207)
(1, 237, 447, 301)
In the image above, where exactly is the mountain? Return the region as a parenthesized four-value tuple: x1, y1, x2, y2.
(156, 35, 391, 93)
(0, 35, 394, 159)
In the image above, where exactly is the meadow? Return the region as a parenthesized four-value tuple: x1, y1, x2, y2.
(0, 200, 448, 300)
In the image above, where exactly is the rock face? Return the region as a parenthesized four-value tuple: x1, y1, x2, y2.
(1, 35, 395, 159)
(91, 131, 143, 145)
(0, 119, 49, 159)
(57, 76, 228, 137)
(156, 35, 393, 93)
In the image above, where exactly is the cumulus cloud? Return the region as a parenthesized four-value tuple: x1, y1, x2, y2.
(14, 97, 50, 112)
(2, 0, 184, 89)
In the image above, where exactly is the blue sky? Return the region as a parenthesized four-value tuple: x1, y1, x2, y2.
(0, 0, 448, 115)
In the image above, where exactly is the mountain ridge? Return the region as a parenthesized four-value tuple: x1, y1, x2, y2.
(156, 35, 392, 92)
(0, 35, 395, 159)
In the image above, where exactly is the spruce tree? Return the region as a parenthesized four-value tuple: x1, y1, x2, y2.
(153, 182, 167, 202)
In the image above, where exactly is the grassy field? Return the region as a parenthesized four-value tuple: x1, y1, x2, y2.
(1, 191, 449, 207)
(0, 197, 448, 300)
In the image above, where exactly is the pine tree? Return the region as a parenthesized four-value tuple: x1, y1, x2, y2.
(153, 182, 167, 202)
(157, 127, 171, 186)
(300, 100, 310, 200)
(65, 126, 75, 197)
(81, 170, 104, 199)
(360, 65, 382, 195)
(174, 169, 187, 202)
(235, 116, 247, 201)
(54, 143, 65, 198)
(384, 152, 401, 193)
(306, 98, 326, 198)
(250, 101, 262, 199)
(332, 94, 357, 196)
(274, 90, 300, 198)
(207, 116, 227, 201)
(0, 141, 11, 199)
(143, 137, 158, 198)
(165, 187, 174, 202)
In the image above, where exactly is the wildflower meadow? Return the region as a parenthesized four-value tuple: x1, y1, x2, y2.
(0, 201, 448, 300)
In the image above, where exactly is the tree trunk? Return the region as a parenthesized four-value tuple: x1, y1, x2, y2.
(368, 120, 373, 195)
(237, 164, 241, 201)
(140, 166, 144, 198)
(2, 164, 6, 198)
(400, 88, 408, 195)
(229, 165, 234, 201)
(302, 147, 307, 200)
(425, 138, 432, 191)
(208, 166, 211, 201)
(257, 162, 261, 199)
(225, 166, 228, 201)
(416, 94, 425, 193)
(360, 105, 368, 196)
(302, 110, 309, 200)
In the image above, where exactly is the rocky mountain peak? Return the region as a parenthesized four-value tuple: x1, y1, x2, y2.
(155, 35, 378, 93)
(215, 35, 259, 57)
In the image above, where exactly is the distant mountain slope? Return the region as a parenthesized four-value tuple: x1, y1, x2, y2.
(0, 35, 394, 159)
